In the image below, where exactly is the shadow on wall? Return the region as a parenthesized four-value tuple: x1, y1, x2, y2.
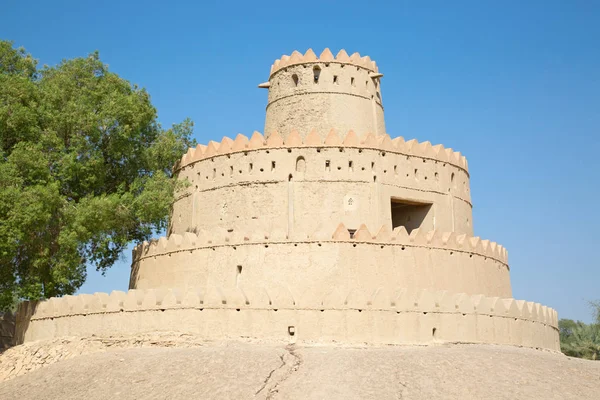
(0, 312, 16, 351)
(7, 301, 38, 348)
(390, 198, 432, 234)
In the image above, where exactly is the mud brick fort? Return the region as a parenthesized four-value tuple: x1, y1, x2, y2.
(4, 49, 559, 352)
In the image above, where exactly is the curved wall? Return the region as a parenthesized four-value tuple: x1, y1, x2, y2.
(129, 225, 511, 298)
(171, 132, 472, 239)
(14, 287, 559, 351)
(264, 62, 385, 140)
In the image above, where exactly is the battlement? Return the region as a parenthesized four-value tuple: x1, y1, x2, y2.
(14, 286, 559, 351)
(133, 223, 506, 265)
(269, 49, 379, 77)
(129, 222, 511, 298)
(174, 130, 468, 173)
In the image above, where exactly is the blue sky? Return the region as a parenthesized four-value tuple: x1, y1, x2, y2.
(2, 1, 599, 322)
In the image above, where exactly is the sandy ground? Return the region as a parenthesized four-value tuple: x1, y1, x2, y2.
(1, 342, 599, 399)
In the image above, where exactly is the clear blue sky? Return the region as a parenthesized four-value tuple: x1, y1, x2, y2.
(2, 1, 599, 322)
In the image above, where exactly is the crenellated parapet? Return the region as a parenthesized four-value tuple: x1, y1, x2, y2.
(14, 286, 559, 351)
(170, 130, 473, 238)
(135, 223, 505, 264)
(269, 48, 379, 77)
(174, 131, 468, 173)
(129, 223, 511, 298)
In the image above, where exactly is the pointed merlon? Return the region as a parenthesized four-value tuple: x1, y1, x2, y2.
(290, 50, 303, 63)
(319, 48, 334, 62)
(392, 225, 409, 241)
(343, 130, 360, 146)
(332, 223, 351, 240)
(375, 225, 392, 241)
(405, 139, 418, 152)
(361, 56, 372, 69)
(285, 129, 303, 146)
(324, 129, 341, 145)
(350, 52, 361, 63)
(304, 48, 318, 61)
(378, 134, 395, 152)
(219, 136, 234, 154)
(392, 137, 406, 153)
(304, 129, 322, 146)
(232, 134, 249, 151)
(249, 131, 265, 149)
(266, 131, 284, 147)
(280, 54, 291, 67)
(191, 144, 206, 162)
(353, 224, 372, 241)
(336, 49, 351, 62)
(361, 132, 378, 147)
(204, 141, 219, 158)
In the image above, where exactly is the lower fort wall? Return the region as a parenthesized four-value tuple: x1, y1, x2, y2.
(129, 225, 511, 298)
(14, 287, 559, 352)
(0, 313, 15, 351)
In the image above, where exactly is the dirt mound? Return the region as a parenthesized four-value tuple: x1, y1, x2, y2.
(1, 342, 599, 399)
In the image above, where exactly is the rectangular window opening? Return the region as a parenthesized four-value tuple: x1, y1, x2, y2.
(390, 198, 433, 234)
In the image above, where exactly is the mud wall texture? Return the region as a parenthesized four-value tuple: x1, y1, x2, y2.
(0, 313, 15, 351)
(14, 286, 559, 351)
(130, 223, 511, 298)
(171, 131, 472, 239)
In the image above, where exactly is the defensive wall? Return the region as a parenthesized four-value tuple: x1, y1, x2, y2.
(171, 131, 473, 239)
(0, 313, 15, 351)
(263, 49, 385, 139)
(13, 286, 559, 352)
(130, 223, 511, 298)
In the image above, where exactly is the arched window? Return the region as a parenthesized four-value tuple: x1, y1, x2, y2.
(292, 74, 299, 86)
(296, 156, 306, 173)
(313, 66, 321, 83)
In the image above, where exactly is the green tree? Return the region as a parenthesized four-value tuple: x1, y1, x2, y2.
(559, 302, 600, 360)
(0, 41, 195, 310)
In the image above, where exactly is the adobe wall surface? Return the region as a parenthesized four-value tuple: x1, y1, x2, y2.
(0, 313, 15, 351)
(264, 53, 385, 139)
(130, 224, 511, 298)
(171, 131, 472, 238)
(13, 287, 559, 352)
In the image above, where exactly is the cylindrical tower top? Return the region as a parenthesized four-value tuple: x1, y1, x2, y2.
(261, 49, 386, 141)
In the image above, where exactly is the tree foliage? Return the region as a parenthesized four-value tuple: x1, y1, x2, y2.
(0, 41, 195, 309)
(559, 302, 600, 360)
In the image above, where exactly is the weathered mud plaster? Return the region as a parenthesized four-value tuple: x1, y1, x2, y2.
(15, 287, 559, 351)
(12, 48, 558, 352)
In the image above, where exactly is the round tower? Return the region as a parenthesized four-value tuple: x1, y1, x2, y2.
(11, 48, 561, 355)
(261, 49, 386, 141)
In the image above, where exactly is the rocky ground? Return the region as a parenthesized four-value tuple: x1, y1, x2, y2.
(1, 337, 599, 399)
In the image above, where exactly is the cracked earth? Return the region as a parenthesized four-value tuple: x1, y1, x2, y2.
(1, 339, 600, 399)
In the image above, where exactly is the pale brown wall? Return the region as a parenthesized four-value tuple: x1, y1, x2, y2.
(171, 137, 472, 239)
(14, 287, 559, 351)
(264, 62, 385, 140)
(129, 227, 511, 298)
